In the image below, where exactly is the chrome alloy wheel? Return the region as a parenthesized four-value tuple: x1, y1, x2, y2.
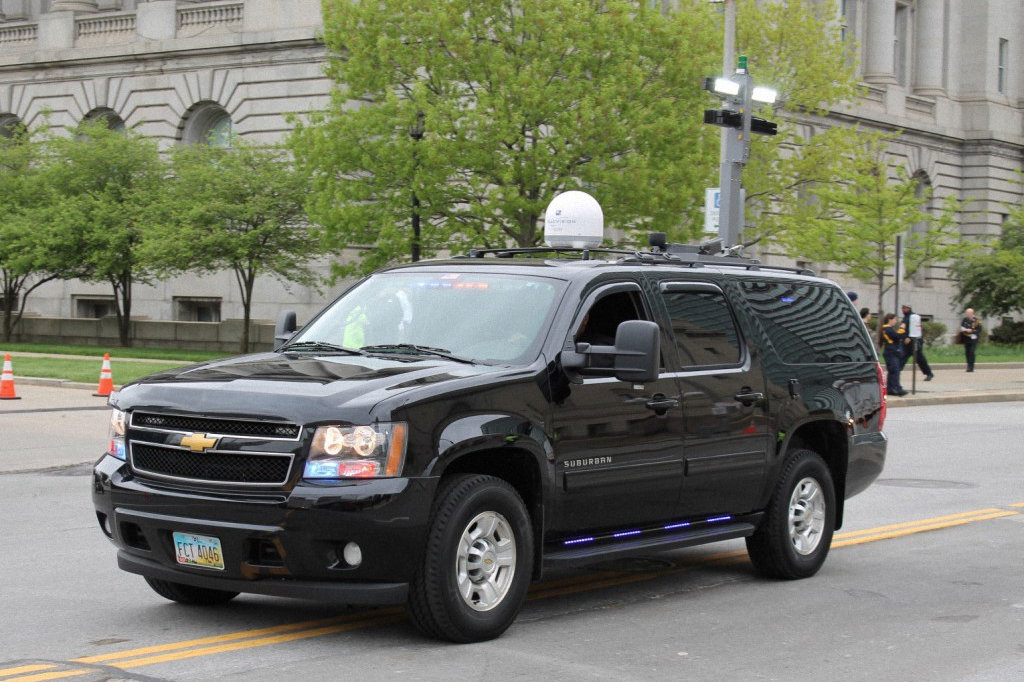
(456, 511, 517, 611)
(788, 476, 826, 555)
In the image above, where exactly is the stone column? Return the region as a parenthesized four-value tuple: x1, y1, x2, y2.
(913, 0, 945, 95)
(863, 0, 897, 84)
(49, 1, 99, 12)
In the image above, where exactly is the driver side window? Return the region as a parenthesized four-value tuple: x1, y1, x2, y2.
(575, 290, 644, 347)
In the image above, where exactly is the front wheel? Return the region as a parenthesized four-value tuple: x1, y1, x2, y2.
(746, 449, 836, 580)
(407, 474, 533, 642)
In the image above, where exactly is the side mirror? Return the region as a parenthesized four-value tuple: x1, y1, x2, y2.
(274, 310, 297, 349)
(560, 319, 660, 384)
(612, 320, 660, 383)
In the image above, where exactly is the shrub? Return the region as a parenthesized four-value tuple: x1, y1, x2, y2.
(922, 321, 946, 347)
(989, 320, 1024, 345)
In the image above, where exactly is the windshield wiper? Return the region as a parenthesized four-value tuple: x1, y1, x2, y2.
(281, 341, 365, 355)
(359, 344, 473, 364)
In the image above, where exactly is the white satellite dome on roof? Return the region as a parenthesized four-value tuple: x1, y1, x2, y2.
(543, 191, 604, 249)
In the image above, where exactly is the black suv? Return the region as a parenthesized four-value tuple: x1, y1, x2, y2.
(92, 238, 886, 642)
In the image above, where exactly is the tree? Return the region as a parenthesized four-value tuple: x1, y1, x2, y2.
(0, 126, 61, 341)
(779, 134, 962, 318)
(952, 204, 1024, 317)
(291, 0, 722, 276)
(41, 120, 167, 346)
(149, 139, 324, 353)
(735, 0, 866, 248)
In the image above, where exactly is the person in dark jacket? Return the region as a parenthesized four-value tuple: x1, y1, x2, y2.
(900, 304, 934, 381)
(881, 313, 908, 396)
(959, 309, 982, 372)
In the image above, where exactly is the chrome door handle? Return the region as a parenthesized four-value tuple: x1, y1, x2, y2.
(734, 391, 764, 406)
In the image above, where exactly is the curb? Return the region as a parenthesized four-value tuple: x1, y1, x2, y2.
(14, 377, 105, 391)
(887, 392, 1024, 408)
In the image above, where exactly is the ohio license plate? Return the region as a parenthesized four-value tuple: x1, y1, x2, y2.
(172, 532, 225, 570)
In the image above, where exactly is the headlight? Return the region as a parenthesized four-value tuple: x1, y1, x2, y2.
(107, 409, 127, 460)
(304, 422, 407, 479)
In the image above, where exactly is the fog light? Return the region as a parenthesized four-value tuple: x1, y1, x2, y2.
(343, 542, 362, 568)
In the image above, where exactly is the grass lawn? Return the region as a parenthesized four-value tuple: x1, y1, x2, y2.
(2, 342, 232, 385)
(6, 355, 195, 385)
(925, 344, 1024, 363)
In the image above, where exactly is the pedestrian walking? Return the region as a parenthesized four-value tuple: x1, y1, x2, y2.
(900, 304, 934, 381)
(959, 308, 982, 372)
(860, 307, 872, 325)
(881, 313, 907, 396)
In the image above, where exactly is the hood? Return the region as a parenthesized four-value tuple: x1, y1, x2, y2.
(112, 351, 506, 424)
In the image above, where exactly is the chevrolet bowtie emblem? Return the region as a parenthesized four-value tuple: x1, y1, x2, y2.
(180, 433, 218, 452)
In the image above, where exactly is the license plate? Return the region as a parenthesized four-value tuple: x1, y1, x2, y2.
(172, 532, 225, 570)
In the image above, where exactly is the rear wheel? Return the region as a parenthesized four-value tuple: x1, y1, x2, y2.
(144, 577, 239, 605)
(407, 474, 533, 642)
(746, 449, 835, 579)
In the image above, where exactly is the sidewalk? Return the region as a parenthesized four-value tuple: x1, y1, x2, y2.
(884, 362, 1024, 407)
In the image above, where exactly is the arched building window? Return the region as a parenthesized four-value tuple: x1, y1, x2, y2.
(83, 108, 126, 132)
(179, 102, 233, 146)
(0, 114, 25, 138)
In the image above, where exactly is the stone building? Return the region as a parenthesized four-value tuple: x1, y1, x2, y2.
(2, 0, 1022, 340)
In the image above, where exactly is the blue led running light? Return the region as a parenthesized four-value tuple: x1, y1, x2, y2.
(663, 521, 692, 530)
(561, 514, 735, 547)
(563, 536, 595, 546)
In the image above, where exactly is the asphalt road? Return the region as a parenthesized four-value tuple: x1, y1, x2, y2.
(0, 402, 1022, 682)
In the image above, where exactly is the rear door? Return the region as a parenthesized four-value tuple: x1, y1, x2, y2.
(649, 277, 770, 517)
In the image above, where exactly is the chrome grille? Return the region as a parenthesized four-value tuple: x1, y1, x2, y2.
(132, 412, 300, 439)
(130, 443, 293, 486)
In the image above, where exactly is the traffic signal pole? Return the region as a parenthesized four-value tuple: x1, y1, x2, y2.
(719, 67, 750, 250)
(703, 55, 776, 251)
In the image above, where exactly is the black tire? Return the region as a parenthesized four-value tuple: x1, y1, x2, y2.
(144, 577, 239, 605)
(746, 449, 836, 580)
(407, 474, 534, 643)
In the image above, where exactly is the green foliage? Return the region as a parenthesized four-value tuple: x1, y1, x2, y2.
(778, 134, 962, 318)
(989, 320, 1024, 345)
(921, 320, 946, 347)
(294, 0, 863, 275)
(148, 138, 325, 352)
(952, 200, 1024, 317)
(293, 0, 722, 275)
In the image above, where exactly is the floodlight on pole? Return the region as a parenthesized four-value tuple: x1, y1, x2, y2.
(702, 54, 779, 250)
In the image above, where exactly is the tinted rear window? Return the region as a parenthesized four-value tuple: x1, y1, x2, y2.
(738, 280, 874, 363)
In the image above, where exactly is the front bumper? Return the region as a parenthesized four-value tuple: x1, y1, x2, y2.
(92, 454, 435, 604)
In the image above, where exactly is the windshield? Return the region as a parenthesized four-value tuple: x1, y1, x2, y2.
(290, 271, 563, 364)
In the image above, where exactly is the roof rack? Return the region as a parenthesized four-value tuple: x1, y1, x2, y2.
(453, 234, 815, 277)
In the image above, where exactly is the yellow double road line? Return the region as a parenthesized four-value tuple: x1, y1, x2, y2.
(3, 503, 1020, 681)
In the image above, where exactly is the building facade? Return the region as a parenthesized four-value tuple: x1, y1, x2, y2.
(2, 0, 1022, 337)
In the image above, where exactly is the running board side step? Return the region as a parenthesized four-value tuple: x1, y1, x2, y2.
(543, 519, 759, 570)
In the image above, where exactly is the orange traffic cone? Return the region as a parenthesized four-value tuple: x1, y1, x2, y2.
(94, 353, 114, 397)
(1, 353, 21, 400)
